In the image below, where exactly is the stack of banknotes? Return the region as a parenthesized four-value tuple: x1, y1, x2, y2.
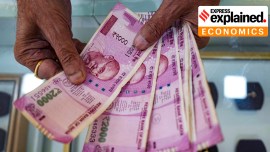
(14, 3, 223, 152)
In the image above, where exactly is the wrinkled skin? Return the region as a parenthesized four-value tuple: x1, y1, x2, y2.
(15, 0, 86, 84)
(14, 0, 220, 85)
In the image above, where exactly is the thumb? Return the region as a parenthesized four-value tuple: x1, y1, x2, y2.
(41, 24, 86, 84)
(134, 13, 171, 51)
(36, 3, 86, 84)
(133, 1, 181, 50)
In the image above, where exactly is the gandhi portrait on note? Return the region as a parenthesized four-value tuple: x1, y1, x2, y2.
(84, 51, 120, 81)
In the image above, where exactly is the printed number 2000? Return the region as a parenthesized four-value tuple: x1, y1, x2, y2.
(98, 116, 110, 143)
(37, 88, 61, 107)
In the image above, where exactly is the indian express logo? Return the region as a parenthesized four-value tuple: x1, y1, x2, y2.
(198, 6, 268, 37)
(199, 10, 210, 22)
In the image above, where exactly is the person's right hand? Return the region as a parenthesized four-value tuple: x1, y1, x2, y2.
(14, 0, 86, 84)
(134, 0, 220, 51)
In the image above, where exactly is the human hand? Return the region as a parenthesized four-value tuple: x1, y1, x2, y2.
(14, 0, 86, 84)
(134, 0, 220, 50)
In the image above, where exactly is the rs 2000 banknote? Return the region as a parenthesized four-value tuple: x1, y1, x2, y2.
(83, 44, 161, 152)
(176, 23, 197, 150)
(14, 3, 155, 143)
(186, 24, 223, 150)
(146, 27, 190, 152)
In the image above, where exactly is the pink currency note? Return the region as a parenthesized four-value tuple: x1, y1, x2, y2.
(83, 44, 160, 152)
(146, 27, 190, 152)
(13, 3, 154, 143)
(176, 23, 197, 150)
(186, 24, 223, 150)
(138, 12, 155, 24)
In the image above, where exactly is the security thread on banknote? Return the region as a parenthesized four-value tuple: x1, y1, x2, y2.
(185, 24, 224, 150)
(13, 3, 155, 143)
(83, 43, 161, 152)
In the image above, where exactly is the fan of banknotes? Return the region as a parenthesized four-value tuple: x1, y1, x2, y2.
(14, 3, 223, 152)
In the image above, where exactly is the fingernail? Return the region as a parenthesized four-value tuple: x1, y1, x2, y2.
(68, 70, 84, 84)
(134, 34, 149, 51)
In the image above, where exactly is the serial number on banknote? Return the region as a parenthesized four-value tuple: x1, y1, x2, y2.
(31, 86, 51, 101)
(89, 116, 110, 143)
